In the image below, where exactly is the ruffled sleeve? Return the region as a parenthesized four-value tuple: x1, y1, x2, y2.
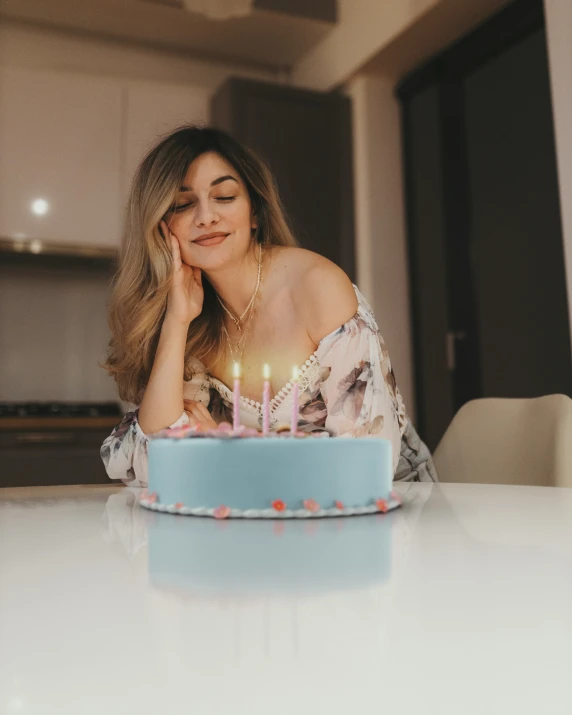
(100, 358, 210, 487)
(315, 288, 407, 473)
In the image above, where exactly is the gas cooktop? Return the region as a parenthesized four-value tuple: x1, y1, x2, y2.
(0, 402, 122, 418)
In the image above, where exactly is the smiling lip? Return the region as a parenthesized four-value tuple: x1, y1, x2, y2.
(193, 232, 229, 247)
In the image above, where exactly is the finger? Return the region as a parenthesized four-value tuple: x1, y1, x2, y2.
(159, 219, 168, 240)
(160, 220, 181, 266)
(184, 400, 214, 424)
(187, 403, 205, 422)
(159, 219, 175, 248)
(183, 401, 197, 416)
(192, 401, 212, 422)
(184, 411, 199, 427)
(185, 400, 209, 419)
(169, 233, 182, 271)
(189, 403, 215, 428)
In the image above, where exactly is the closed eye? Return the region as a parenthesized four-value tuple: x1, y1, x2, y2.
(173, 202, 192, 212)
(172, 196, 236, 213)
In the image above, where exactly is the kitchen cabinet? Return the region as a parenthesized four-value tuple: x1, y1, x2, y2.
(0, 426, 114, 487)
(0, 404, 120, 487)
(211, 78, 355, 279)
(0, 68, 123, 248)
(0, 69, 211, 249)
(123, 80, 210, 197)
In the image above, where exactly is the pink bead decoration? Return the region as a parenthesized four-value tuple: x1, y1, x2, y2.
(233, 363, 241, 432)
(376, 498, 389, 513)
(214, 505, 231, 519)
(262, 365, 271, 436)
(175, 502, 184, 509)
(148, 492, 158, 503)
(242, 428, 260, 437)
(303, 499, 319, 513)
(291, 381, 299, 435)
(272, 500, 286, 512)
(291, 365, 300, 435)
(335, 500, 345, 510)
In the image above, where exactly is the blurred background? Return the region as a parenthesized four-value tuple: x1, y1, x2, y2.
(0, 0, 571, 485)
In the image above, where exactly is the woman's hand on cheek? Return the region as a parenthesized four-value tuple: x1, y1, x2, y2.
(160, 219, 204, 326)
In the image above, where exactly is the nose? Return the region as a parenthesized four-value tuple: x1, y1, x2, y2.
(194, 199, 219, 228)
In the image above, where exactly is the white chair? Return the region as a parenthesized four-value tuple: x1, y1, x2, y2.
(433, 394, 572, 487)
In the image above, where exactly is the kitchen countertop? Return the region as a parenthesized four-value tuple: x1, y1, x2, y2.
(1, 481, 571, 714)
(0, 417, 120, 430)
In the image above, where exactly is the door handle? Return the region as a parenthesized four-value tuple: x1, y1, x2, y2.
(446, 331, 467, 371)
(14, 432, 77, 445)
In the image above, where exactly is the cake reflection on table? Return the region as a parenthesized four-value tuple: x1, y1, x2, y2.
(145, 508, 394, 598)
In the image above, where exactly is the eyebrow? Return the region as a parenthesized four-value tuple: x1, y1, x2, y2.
(179, 175, 239, 192)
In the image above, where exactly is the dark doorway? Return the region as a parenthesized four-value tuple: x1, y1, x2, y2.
(398, 0, 572, 450)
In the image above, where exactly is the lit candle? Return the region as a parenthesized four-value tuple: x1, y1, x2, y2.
(233, 362, 241, 432)
(291, 365, 299, 435)
(262, 363, 271, 436)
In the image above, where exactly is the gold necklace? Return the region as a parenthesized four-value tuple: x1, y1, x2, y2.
(222, 316, 252, 366)
(217, 244, 262, 332)
(221, 249, 263, 364)
(221, 286, 258, 365)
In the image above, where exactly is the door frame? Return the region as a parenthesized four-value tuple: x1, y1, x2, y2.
(397, 0, 547, 441)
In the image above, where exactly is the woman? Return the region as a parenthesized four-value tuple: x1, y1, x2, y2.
(101, 125, 437, 486)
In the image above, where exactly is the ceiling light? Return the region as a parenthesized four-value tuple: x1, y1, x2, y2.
(31, 199, 49, 216)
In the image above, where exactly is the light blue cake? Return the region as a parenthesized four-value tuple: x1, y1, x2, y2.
(139, 431, 399, 519)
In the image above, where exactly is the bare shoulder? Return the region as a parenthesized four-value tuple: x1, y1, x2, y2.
(273, 247, 357, 344)
(268, 245, 318, 273)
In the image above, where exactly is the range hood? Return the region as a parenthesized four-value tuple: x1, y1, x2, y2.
(0, 237, 117, 268)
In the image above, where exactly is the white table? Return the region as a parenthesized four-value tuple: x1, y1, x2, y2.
(1, 482, 572, 714)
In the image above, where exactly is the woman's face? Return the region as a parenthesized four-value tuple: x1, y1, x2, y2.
(163, 151, 256, 271)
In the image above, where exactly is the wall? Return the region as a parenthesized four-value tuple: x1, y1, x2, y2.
(0, 19, 279, 87)
(0, 20, 278, 403)
(292, 0, 439, 90)
(544, 0, 572, 357)
(0, 19, 281, 218)
(0, 265, 118, 402)
(0, 18, 280, 219)
(344, 75, 416, 423)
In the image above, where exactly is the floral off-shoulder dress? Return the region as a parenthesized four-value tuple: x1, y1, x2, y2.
(101, 286, 437, 487)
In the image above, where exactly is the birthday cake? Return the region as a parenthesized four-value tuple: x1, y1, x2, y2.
(138, 424, 400, 519)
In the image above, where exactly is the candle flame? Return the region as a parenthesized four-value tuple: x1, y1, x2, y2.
(263, 363, 271, 380)
(291, 365, 300, 382)
(233, 362, 241, 379)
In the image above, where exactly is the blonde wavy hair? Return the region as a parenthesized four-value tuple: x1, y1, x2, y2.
(103, 124, 298, 404)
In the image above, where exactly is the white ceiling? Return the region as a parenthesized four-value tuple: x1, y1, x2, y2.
(0, 0, 336, 71)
